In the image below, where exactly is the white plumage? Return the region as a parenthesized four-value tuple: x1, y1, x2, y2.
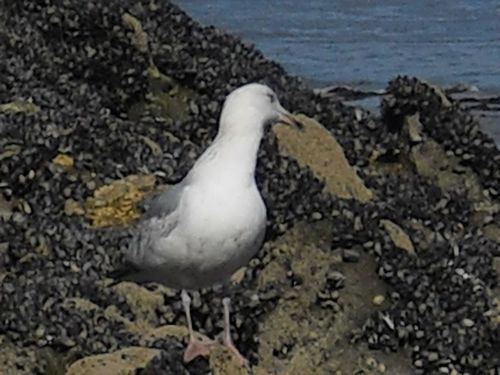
(124, 83, 298, 366)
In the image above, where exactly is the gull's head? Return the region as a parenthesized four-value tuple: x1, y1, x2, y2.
(218, 83, 298, 138)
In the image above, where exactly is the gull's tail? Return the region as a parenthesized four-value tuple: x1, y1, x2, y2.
(107, 227, 155, 286)
(107, 263, 157, 286)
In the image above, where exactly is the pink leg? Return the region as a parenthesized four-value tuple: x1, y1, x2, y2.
(222, 297, 250, 369)
(181, 290, 215, 362)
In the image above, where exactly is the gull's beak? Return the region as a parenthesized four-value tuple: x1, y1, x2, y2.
(276, 104, 303, 130)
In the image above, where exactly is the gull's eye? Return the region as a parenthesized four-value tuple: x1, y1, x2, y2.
(267, 93, 276, 103)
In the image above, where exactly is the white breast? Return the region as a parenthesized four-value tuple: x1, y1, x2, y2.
(179, 181, 267, 271)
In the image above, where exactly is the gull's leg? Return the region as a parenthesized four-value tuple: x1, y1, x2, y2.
(181, 290, 215, 362)
(222, 297, 249, 368)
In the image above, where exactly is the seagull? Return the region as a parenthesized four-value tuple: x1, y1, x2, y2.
(123, 83, 299, 366)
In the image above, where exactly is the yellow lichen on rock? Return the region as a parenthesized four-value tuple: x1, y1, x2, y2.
(0, 100, 40, 114)
(84, 174, 156, 227)
(65, 347, 161, 375)
(52, 154, 74, 169)
(274, 114, 373, 203)
(122, 13, 149, 54)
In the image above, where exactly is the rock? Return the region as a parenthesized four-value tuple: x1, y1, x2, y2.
(64, 199, 85, 216)
(373, 295, 385, 306)
(84, 174, 156, 227)
(63, 297, 144, 336)
(493, 257, 500, 275)
(407, 219, 435, 250)
(139, 136, 162, 156)
(380, 219, 416, 256)
(342, 248, 361, 263)
(257, 222, 340, 372)
(0, 144, 22, 161)
(410, 139, 484, 202)
(483, 225, 500, 244)
(66, 347, 161, 375)
(422, 80, 452, 107)
(122, 13, 149, 54)
(0, 1, 498, 374)
(63, 297, 100, 313)
(146, 66, 195, 122)
(273, 114, 373, 203)
(52, 154, 74, 169)
(209, 346, 249, 375)
(461, 318, 474, 328)
(404, 113, 423, 143)
(230, 267, 247, 284)
(427, 351, 439, 362)
(256, 222, 405, 374)
(142, 324, 188, 342)
(142, 324, 247, 373)
(111, 282, 165, 327)
(0, 100, 40, 114)
(409, 136, 500, 244)
(0, 335, 40, 374)
(0, 194, 13, 221)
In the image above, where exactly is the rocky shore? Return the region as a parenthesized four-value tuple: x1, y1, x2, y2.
(0, 1, 498, 374)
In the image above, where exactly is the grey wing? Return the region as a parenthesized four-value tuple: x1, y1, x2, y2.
(125, 180, 187, 267)
(143, 180, 186, 220)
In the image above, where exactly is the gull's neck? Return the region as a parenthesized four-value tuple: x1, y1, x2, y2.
(189, 118, 264, 187)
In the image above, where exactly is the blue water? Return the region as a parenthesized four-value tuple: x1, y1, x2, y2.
(174, 0, 500, 93)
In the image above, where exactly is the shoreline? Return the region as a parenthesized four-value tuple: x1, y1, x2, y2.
(313, 82, 500, 146)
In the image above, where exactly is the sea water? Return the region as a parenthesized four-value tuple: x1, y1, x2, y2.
(175, 0, 500, 142)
